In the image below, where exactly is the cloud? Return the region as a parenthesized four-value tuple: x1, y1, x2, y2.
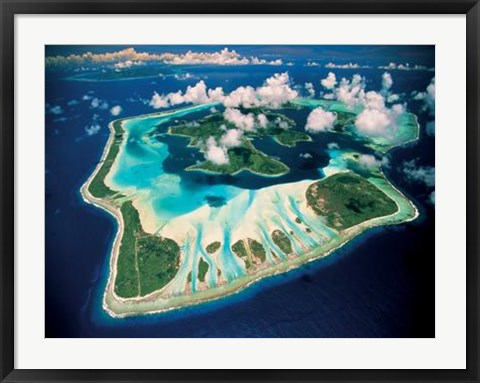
(257, 113, 269, 128)
(110, 105, 123, 116)
(48, 105, 64, 115)
(149, 80, 225, 109)
(306, 61, 320, 67)
(425, 77, 435, 115)
(387, 94, 400, 103)
(299, 152, 313, 159)
(357, 154, 389, 169)
(150, 72, 298, 110)
(220, 129, 243, 148)
(305, 107, 337, 133)
(304, 82, 315, 97)
(67, 99, 79, 106)
(325, 62, 370, 69)
(379, 62, 434, 71)
(349, 86, 406, 139)
(401, 159, 435, 187)
(364, 91, 386, 110)
(84, 124, 101, 136)
(276, 118, 290, 130)
(149, 92, 169, 109)
(327, 142, 339, 150)
(318, 73, 406, 139)
(46, 47, 283, 67)
(355, 108, 392, 137)
(411, 91, 425, 100)
(381, 72, 393, 93)
(224, 72, 298, 109)
(250, 57, 283, 65)
(335, 74, 366, 109)
(320, 72, 337, 90)
(204, 137, 229, 165)
(173, 73, 195, 81)
(113, 60, 144, 69)
(411, 77, 435, 117)
(223, 108, 256, 131)
(91, 98, 109, 110)
(210, 106, 218, 113)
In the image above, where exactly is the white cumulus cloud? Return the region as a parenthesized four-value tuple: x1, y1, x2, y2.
(223, 108, 256, 131)
(305, 107, 337, 133)
(257, 113, 269, 128)
(381, 72, 393, 93)
(401, 159, 435, 187)
(220, 129, 243, 148)
(358, 154, 389, 169)
(46, 47, 283, 67)
(355, 108, 392, 137)
(91, 98, 109, 110)
(110, 105, 122, 116)
(149, 72, 298, 110)
(304, 82, 315, 97)
(85, 124, 101, 136)
(48, 105, 64, 115)
(320, 72, 337, 90)
(204, 137, 229, 165)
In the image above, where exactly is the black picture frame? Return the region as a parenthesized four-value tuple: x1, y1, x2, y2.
(1, 0, 479, 382)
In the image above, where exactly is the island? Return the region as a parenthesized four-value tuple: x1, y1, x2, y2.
(80, 99, 419, 317)
(166, 110, 310, 176)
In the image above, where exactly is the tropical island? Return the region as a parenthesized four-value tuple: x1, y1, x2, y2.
(80, 98, 419, 317)
(166, 109, 310, 176)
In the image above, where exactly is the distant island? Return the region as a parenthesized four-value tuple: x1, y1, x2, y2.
(80, 99, 419, 317)
(167, 110, 310, 176)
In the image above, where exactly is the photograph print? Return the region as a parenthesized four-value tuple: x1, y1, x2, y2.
(45, 45, 435, 338)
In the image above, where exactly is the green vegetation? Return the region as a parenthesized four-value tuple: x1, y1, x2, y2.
(231, 238, 267, 269)
(114, 201, 180, 298)
(271, 129, 311, 147)
(198, 257, 209, 283)
(88, 120, 124, 199)
(231, 240, 251, 269)
(188, 141, 289, 176)
(295, 217, 302, 224)
(306, 172, 398, 230)
(168, 109, 314, 176)
(305, 227, 312, 233)
(331, 111, 356, 133)
(248, 239, 266, 263)
(271, 230, 293, 255)
(206, 241, 221, 254)
(169, 113, 225, 145)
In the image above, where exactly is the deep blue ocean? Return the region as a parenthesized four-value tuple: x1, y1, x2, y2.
(45, 47, 435, 337)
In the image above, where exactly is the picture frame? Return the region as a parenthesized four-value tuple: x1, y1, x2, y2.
(1, 0, 478, 381)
